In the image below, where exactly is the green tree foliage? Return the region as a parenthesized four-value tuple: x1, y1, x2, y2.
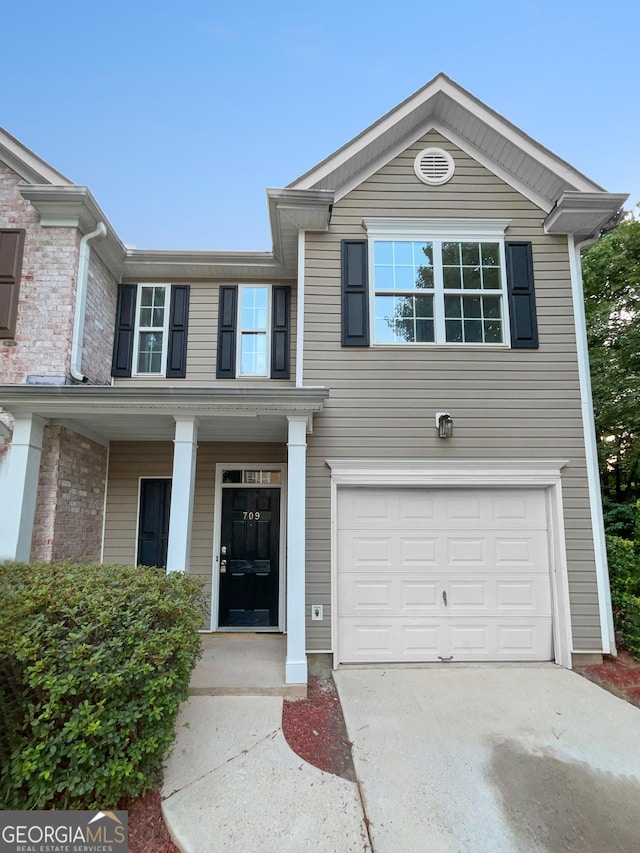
(582, 219, 640, 502)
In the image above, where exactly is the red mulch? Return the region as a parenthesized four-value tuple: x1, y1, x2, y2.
(121, 789, 179, 853)
(575, 649, 640, 708)
(282, 674, 357, 781)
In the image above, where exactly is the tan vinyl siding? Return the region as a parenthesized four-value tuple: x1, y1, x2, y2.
(103, 441, 287, 625)
(114, 281, 297, 387)
(303, 129, 601, 653)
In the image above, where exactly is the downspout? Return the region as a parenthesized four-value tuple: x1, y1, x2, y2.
(568, 233, 616, 656)
(70, 221, 107, 383)
(295, 229, 306, 387)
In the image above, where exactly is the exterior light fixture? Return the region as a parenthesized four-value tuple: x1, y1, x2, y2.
(435, 412, 453, 439)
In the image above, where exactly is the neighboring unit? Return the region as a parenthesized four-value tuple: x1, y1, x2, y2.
(0, 74, 627, 682)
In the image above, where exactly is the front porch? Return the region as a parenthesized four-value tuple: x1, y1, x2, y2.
(0, 385, 328, 685)
(190, 633, 306, 698)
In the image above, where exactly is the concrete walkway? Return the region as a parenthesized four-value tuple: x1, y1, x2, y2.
(162, 696, 367, 852)
(163, 662, 640, 852)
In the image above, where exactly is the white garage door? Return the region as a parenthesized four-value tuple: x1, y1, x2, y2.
(337, 487, 553, 663)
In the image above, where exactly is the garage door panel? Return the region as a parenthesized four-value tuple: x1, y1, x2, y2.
(339, 618, 446, 662)
(337, 487, 553, 663)
(339, 573, 441, 615)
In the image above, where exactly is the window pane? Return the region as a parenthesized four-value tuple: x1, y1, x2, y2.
(394, 266, 415, 290)
(461, 242, 479, 265)
(375, 296, 396, 343)
(484, 320, 503, 343)
(444, 294, 461, 318)
(443, 267, 462, 289)
(222, 470, 243, 483)
(376, 265, 394, 289)
(394, 242, 414, 266)
(445, 320, 463, 343)
(481, 243, 500, 266)
(482, 296, 502, 319)
(139, 306, 153, 327)
(462, 267, 481, 289)
(462, 296, 482, 318)
(482, 267, 501, 289)
(418, 243, 433, 267)
(241, 287, 268, 331)
(442, 242, 460, 265)
(241, 332, 267, 374)
(464, 319, 483, 343)
(374, 241, 393, 265)
(141, 287, 154, 307)
(415, 318, 434, 342)
(415, 294, 434, 319)
(392, 296, 416, 342)
(137, 331, 163, 373)
(152, 306, 165, 326)
(416, 265, 434, 289)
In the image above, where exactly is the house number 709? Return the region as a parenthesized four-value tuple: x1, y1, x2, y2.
(243, 511, 261, 521)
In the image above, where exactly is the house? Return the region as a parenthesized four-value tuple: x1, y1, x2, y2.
(0, 74, 627, 684)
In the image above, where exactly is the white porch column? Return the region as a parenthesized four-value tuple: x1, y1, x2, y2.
(286, 415, 308, 684)
(0, 415, 46, 562)
(166, 417, 198, 573)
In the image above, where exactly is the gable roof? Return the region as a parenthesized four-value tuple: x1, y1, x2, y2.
(0, 127, 72, 185)
(287, 73, 623, 220)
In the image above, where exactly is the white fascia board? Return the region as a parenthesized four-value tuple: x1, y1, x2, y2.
(567, 235, 616, 654)
(363, 218, 511, 239)
(0, 127, 73, 185)
(290, 73, 604, 200)
(19, 185, 126, 278)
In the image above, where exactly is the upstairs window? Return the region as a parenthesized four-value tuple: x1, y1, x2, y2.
(367, 220, 510, 347)
(239, 285, 269, 376)
(134, 285, 169, 374)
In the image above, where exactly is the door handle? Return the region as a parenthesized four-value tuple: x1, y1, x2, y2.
(221, 545, 227, 556)
(220, 559, 227, 574)
(442, 590, 448, 607)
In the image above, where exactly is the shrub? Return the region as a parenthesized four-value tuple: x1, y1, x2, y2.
(607, 535, 640, 659)
(0, 561, 204, 809)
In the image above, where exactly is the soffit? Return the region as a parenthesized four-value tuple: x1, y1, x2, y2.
(287, 74, 614, 216)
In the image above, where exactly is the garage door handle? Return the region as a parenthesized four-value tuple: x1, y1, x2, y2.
(442, 590, 448, 607)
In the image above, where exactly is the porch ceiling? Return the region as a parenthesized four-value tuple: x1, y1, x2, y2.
(0, 385, 329, 445)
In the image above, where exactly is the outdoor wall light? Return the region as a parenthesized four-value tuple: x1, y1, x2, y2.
(435, 412, 453, 439)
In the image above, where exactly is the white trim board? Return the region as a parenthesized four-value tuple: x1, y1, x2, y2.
(327, 459, 573, 671)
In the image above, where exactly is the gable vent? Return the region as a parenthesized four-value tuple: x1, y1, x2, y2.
(414, 147, 455, 186)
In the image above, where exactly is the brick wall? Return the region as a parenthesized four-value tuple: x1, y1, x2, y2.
(0, 162, 80, 384)
(31, 426, 107, 562)
(83, 250, 118, 383)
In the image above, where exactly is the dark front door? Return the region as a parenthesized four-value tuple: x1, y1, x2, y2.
(137, 478, 171, 567)
(218, 488, 280, 628)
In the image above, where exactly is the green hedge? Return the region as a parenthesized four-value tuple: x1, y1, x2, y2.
(0, 561, 204, 809)
(607, 535, 640, 658)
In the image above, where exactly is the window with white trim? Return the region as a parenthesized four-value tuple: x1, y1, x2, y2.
(238, 285, 270, 376)
(133, 284, 169, 374)
(367, 220, 510, 346)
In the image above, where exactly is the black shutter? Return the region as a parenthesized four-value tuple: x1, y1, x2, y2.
(0, 229, 25, 339)
(111, 284, 137, 376)
(271, 285, 290, 379)
(341, 240, 369, 346)
(216, 286, 237, 378)
(166, 285, 190, 378)
(506, 241, 538, 349)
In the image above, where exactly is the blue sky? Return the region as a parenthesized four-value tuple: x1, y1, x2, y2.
(3, 0, 639, 250)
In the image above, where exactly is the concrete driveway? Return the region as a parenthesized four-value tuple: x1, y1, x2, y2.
(334, 664, 640, 852)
